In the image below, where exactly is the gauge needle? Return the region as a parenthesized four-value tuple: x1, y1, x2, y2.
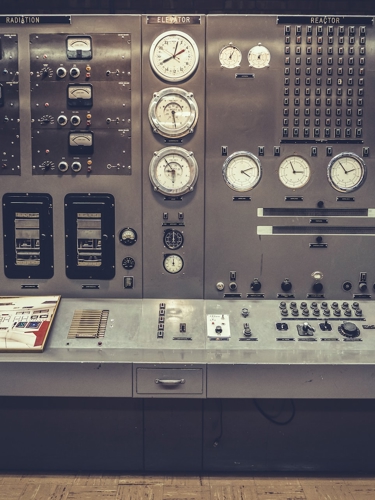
(339, 161, 348, 174)
(229, 48, 234, 59)
(161, 48, 185, 64)
(174, 41, 179, 56)
(171, 110, 176, 128)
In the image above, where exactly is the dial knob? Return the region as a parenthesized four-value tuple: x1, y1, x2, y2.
(339, 322, 360, 338)
(250, 279, 261, 292)
(281, 279, 292, 292)
(312, 282, 323, 293)
(359, 282, 367, 292)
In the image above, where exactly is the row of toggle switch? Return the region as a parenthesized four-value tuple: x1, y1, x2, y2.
(279, 301, 363, 317)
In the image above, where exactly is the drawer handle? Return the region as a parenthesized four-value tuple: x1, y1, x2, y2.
(155, 378, 185, 386)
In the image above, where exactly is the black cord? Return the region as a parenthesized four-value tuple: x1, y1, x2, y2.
(253, 398, 296, 426)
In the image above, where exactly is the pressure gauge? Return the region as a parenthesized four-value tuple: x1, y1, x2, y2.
(149, 147, 198, 196)
(248, 44, 271, 68)
(163, 254, 184, 274)
(148, 87, 198, 138)
(222, 151, 262, 192)
(279, 156, 311, 189)
(219, 44, 242, 68)
(164, 229, 184, 250)
(66, 36, 92, 59)
(327, 152, 366, 192)
(149, 30, 199, 82)
(119, 227, 137, 245)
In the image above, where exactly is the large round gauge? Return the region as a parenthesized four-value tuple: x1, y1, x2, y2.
(149, 30, 199, 82)
(279, 156, 311, 189)
(248, 44, 271, 68)
(163, 254, 184, 274)
(149, 147, 198, 196)
(148, 87, 198, 138)
(327, 152, 366, 193)
(222, 151, 262, 192)
(219, 44, 242, 69)
(164, 229, 184, 250)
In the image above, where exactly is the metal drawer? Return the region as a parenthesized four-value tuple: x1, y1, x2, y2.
(135, 366, 205, 397)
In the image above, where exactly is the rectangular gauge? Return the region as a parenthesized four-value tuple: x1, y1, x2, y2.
(68, 131, 94, 155)
(67, 84, 93, 108)
(66, 36, 92, 59)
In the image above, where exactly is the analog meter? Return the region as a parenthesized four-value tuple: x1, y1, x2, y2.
(163, 254, 184, 274)
(222, 151, 262, 192)
(219, 44, 242, 68)
(279, 156, 311, 189)
(327, 153, 366, 192)
(248, 44, 271, 68)
(149, 147, 198, 196)
(149, 30, 199, 82)
(164, 229, 184, 250)
(148, 87, 198, 138)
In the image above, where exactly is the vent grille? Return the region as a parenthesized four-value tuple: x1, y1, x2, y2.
(272, 226, 375, 235)
(262, 208, 369, 217)
(68, 309, 109, 339)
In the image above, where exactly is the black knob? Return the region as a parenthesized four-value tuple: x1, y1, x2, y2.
(281, 279, 292, 292)
(313, 282, 323, 293)
(359, 282, 367, 292)
(250, 279, 261, 292)
(229, 282, 237, 291)
(317, 200, 324, 208)
(340, 322, 360, 338)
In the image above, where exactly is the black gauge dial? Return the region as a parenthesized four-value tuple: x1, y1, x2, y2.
(122, 256, 135, 269)
(164, 229, 184, 250)
(119, 227, 137, 245)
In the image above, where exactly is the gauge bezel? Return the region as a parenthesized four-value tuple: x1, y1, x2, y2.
(148, 87, 198, 138)
(149, 30, 199, 83)
(219, 44, 242, 69)
(247, 44, 271, 68)
(278, 155, 311, 189)
(163, 254, 184, 274)
(149, 146, 199, 196)
(222, 151, 262, 192)
(327, 152, 366, 193)
(163, 228, 184, 250)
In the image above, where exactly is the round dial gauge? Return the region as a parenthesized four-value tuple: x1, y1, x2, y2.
(279, 156, 311, 189)
(119, 227, 137, 245)
(149, 147, 198, 196)
(163, 254, 184, 274)
(149, 30, 199, 82)
(148, 87, 198, 138)
(219, 44, 242, 68)
(327, 153, 366, 192)
(248, 44, 271, 68)
(222, 151, 262, 192)
(164, 229, 184, 250)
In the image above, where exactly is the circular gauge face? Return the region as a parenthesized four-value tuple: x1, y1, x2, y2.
(163, 254, 184, 274)
(219, 44, 242, 68)
(222, 151, 262, 192)
(119, 227, 137, 245)
(148, 87, 198, 138)
(122, 256, 135, 270)
(149, 30, 199, 82)
(149, 147, 198, 196)
(279, 156, 311, 189)
(164, 229, 184, 250)
(248, 44, 271, 68)
(327, 153, 366, 192)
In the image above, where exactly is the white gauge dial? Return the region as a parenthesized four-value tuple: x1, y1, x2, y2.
(148, 87, 198, 138)
(327, 153, 366, 193)
(222, 151, 262, 192)
(163, 254, 184, 274)
(219, 44, 242, 68)
(149, 147, 198, 196)
(248, 44, 271, 68)
(149, 30, 199, 82)
(67, 36, 92, 52)
(279, 156, 311, 189)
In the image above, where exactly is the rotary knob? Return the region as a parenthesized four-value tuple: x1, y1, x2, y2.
(339, 322, 360, 338)
(250, 279, 261, 292)
(281, 279, 292, 292)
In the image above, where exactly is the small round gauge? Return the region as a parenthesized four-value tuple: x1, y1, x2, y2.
(279, 155, 311, 189)
(327, 152, 366, 193)
(148, 87, 198, 138)
(149, 147, 198, 196)
(39, 115, 54, 125)
(248, 44, 271, 68)
(163, 254, 184, 274)
(122, 256, 135, 269)
(164, 229, 184, 250)
(219, 44, 242, 69)
(222, 151, 262, 192)
(119, 227, 137, 245)
(149, 30, 199, 82)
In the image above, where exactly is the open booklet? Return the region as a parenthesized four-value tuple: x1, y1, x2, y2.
(0, 296, 61, 352)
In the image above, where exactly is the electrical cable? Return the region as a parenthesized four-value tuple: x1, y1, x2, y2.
(253, 398, 296, 426)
